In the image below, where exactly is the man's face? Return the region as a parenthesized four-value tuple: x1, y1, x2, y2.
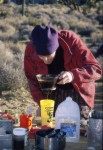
(38, 51, 56, 64)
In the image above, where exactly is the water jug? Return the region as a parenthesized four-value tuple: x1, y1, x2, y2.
(55, 96, 80, 143)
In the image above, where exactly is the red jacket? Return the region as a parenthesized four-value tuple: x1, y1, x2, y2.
(24, 30, 102, 108)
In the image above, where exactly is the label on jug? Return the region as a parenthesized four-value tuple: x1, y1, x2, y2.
(61, 120, 76, 138)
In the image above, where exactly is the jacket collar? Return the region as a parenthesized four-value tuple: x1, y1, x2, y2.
(58, 34, 73, 56)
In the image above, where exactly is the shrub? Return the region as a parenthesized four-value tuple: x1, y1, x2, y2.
(0, 8, 9, 18)
(0, 42, 27, 94)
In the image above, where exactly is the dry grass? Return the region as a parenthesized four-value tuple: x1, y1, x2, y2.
(0, 22, 16, 41)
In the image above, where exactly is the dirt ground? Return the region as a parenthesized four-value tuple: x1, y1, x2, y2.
(25, 136, 87, 150)
(65, 137, 87, 150)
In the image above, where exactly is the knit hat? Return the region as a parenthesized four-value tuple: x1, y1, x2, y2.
(31, 25, 59, 56)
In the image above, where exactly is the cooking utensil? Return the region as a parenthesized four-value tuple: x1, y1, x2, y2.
(35, 128, 66, 150)
(36, 74, 58, 91)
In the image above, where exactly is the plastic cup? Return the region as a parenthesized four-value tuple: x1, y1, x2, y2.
(20, 114, 32, 130)
(40, 99, 55, 127)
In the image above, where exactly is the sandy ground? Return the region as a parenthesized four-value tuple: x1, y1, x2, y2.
(65, 137, 87, 150)
(25, 136, 87, 150)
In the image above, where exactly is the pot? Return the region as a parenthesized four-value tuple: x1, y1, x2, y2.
(35, 128, 66, 150)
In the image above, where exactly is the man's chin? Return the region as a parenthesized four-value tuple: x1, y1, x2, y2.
(45, 62, 51, 64)
(44, 61, 52, 64)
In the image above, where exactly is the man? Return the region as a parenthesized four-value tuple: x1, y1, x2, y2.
(24, 24, 102, 125)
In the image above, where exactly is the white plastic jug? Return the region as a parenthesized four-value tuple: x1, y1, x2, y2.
(55, 96, 80, 143)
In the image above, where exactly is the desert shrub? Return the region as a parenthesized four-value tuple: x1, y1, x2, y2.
(0, 0, 4, 4)
(91, 31, 103, 44)
(51, 20, 69, 29)
(0, 62, 17, 91)
(32, 12, 51, 25)
(96, 56, 103, 69)
(69, 20, 96, 36)
(0, 41, 14, 62)
(8, 43, 25, 54)
(0, 54, 28, 94)
(0, 42, 27, 94)
(95, 15, 103, 25)
(96, 1, 103, 14)
(0, 23, 16, 41)
(28, 17, 41, 26)
(0, 8, 9, 18)
(18, 24, 33, 41)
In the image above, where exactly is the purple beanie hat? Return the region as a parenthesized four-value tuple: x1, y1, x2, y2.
(31, 25, 59, 56)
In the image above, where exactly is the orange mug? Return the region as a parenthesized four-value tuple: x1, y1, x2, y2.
(20, 114, 32, 130)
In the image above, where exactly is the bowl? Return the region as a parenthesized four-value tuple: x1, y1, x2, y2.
(36, 74, 58, 91)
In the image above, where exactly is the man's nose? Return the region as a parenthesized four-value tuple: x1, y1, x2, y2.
(43, 57, 48, 63)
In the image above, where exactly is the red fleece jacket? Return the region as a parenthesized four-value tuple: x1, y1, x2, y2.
(24, 30, 102, 108)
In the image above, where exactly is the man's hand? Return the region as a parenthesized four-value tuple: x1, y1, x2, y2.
(57, 71, 73, 84)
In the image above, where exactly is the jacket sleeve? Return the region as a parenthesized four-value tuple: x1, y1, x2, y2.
(24, 43, 45, 106)
(67, 31, 102, 84)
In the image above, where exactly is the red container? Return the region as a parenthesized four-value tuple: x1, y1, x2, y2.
(29, 126, 41, 139)
(28, 125, 51, 139)
(20, 114, 32, 130)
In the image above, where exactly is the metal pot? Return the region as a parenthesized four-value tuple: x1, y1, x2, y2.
(35, 128, 66, 150)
